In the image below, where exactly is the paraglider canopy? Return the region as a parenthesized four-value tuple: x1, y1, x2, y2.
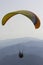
(2, 10, 40, 29)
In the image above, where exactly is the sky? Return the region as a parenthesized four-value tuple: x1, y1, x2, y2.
(0, 0, 43, 40)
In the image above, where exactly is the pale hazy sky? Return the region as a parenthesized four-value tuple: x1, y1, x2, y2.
(0, 0, 43, 40)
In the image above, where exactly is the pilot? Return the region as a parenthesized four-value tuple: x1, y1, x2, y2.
(18, 51, 24, 58)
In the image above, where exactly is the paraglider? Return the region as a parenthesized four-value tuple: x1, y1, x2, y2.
(2, 10, 40, 29)
(2, 10, 41, 59)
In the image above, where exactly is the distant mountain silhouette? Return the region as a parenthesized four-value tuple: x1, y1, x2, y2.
(0, 37, 43, 65)
(0, 37, 43, 49)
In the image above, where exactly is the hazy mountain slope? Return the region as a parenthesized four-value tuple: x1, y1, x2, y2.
(0, 37, 43, 65)
(0, 54, 43, 65)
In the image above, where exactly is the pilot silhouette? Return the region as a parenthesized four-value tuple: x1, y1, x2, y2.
(18, 50, 24, 58)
